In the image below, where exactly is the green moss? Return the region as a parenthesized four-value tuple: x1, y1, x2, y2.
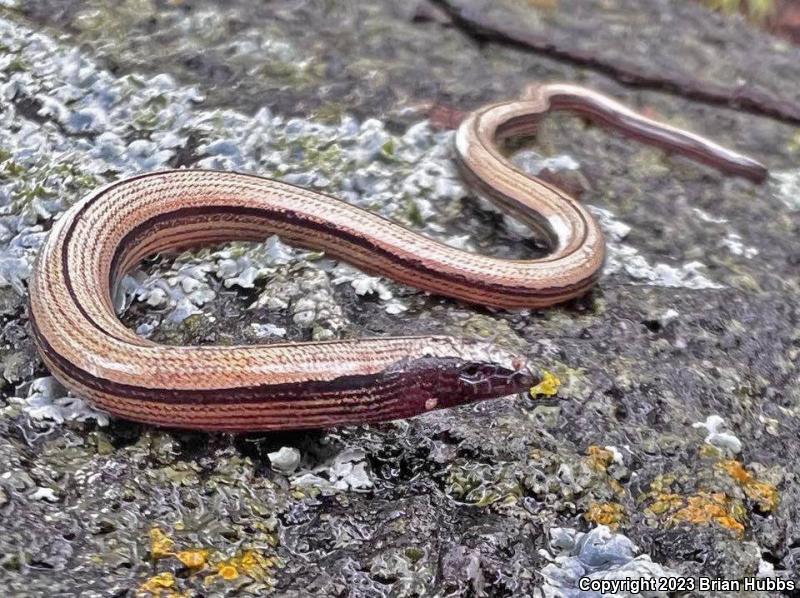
(5, 55, 29, 73)
(381, 138, 395, 158)
(258, 60, 317, 87)
(702, 0, 776, 20)
(181, 314, 205, 333)
(404, 198, 425, 227)
(312, 102, 346, 125)
(131, 106, 163, 131)
(298, 136, 343, 166)
(1, 160, 26, 178)
(404, 547, 424, 563)
(51, 162, 99, 191)
(446, 461, 524, 507)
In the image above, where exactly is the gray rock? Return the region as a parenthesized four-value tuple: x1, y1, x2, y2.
(268, 447, 302, 474)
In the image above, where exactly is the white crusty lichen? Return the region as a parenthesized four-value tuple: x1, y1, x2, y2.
(7, 377, 109, 426)
(290, 447, 374, 493)
(692, 414, 743, 455)
(538, 525, 679, 598)
(0, 15, 473, 326)
(769, 169, 800, 212)
(510, 147, 764, 291)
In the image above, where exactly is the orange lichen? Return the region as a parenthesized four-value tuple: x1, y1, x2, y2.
(647, 474, 676, 494)
(239, 549, 275, 580)
(205, 549, 277, 586)
(670, 492, 745, 536)
(641, 461, 778, 537)
(608, 478, 625, 496)
(743, 481, 779, 512)
(147, 528, 215, 572)
(218, 564, 239, 581)
(586, 446, 615, 472)
(149, 527, 175, 560)
(719, 460, 779, 512)
(645, 493, 684, 516)
(722, 459, 751, 483)
(176, 548, 209, 569)
(144, 527, 278, 591)
(529, 370, 560, 398)
(584, 502, 625, 528)
(137, 572, 188, 597)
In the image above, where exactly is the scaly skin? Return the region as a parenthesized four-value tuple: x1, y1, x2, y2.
(28, 84, 765, 431)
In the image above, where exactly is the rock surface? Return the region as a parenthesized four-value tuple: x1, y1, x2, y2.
(0, 0, 798, 596)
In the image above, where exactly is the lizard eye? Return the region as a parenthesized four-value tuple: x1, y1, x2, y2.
(459, 363, 484, 380)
